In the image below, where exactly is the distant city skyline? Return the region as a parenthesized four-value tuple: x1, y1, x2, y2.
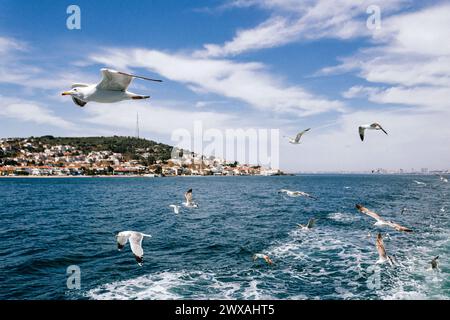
(1, 1, 449, 172)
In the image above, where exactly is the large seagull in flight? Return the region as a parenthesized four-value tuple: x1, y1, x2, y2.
(61, 68, 162, 107)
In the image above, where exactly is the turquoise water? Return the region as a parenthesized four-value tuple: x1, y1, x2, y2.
(0, 175, 448, 300)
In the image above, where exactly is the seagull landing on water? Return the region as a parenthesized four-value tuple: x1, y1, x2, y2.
(183, 189, 198, 208)
(358, 123, 388, 141)
(279, 189, 318, 200)
(284, 128, 311, 144)
(430, 256, 440, 271)
(376, 233, 395, 266)
(439, 175, 448, 183)
(61, 68, 162, 107)
(297, 218, 315, 230)
(355, 204, 413, 233)
(169, 204, 181, 214)
(116, 231, 152, 266)
(253, 253, 273, 265)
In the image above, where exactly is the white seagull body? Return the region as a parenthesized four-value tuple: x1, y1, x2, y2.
(253, 253, 273, 265)
(116, 231, 152, 266)
(169, 204, 181, 214)
(413, 180, 427, 186)
(61, 68, 162, 107)
(358, 123, 388, 141)
(355, 204, 413, 233)
(183, 188, 198, 208)
(279, 189, 317, 200)
(297, 218, 315, 230)
(376, 233, 394, 266)
(284, 128, 310, 144)
(439, 176, 448, 183)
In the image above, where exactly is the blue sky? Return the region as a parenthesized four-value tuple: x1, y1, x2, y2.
(1, 0, 449, 172)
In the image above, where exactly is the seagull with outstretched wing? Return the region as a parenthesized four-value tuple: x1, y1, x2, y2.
(61, 68, 162, 107)
(116, 231, 152, 266)
(376, 233, 394, 266)
(284, 128, 311, 144)
(358, 123, 388, 141)
(356, 204, 412, 232)
(183, 188, 198, 208)
(298, 218, 315, 230)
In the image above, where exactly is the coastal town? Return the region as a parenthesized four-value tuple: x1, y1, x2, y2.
(0, 136, 282, 177)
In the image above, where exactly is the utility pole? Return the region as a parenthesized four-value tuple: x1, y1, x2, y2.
(136, 112, 140, 139)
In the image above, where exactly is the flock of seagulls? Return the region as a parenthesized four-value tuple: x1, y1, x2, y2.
(64, 69, 443, 275)
(283, 122, 388, 146)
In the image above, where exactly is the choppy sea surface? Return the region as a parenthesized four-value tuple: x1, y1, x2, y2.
(0, 175, 448, 300)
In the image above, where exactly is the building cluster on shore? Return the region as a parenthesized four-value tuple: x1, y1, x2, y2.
(0, 138, 282, 177)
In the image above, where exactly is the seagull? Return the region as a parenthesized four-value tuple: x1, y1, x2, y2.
(279, 189, 317, 200)
(284, 128, 311, 144)
(430, 256, 439, 270)
(183, 188, 198, 208)
(169, 204, 181, 214)
(358, 123, 388, 141)
(376, 233, 394, 266)
(297, 218, 315, 230)
(439, 176, 448, 183)
(413, 180, 426, 186)
(61, 68, 162, 107)
(253, 253, 273, 265)
(355, 204, 413, 232)
(116, 231, 152, 266)
(401, 207, 407, 214)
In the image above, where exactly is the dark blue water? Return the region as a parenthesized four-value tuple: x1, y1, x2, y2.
(0, 175, 448, 300)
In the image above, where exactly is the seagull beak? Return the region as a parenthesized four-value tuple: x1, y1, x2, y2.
(61, 91, 71, 96)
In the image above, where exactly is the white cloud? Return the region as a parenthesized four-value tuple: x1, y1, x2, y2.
(0, 97, 75, 129)
(196, 0, 406, 58)
(82, 100, 235, 136)
(89, 48, 344, 116)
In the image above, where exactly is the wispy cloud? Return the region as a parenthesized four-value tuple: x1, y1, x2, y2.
(195, 0, 406, 58)
(89, 48, 345, 116)
(0, 97, 75, 129)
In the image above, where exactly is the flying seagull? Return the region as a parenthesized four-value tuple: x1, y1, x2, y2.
(284, 128, 311, 144)
(358, 123, 388, 141)
(253, 253, 273, 265)
(183, 188, 198, 208)
(279, 189, 317, 200)
(297, 218, 315, 230)
(413, 180, 426, 186)
(355, 204, 413, 232)
(430, 256, 439, 270)
(61, 68, 162, 107)
(169, 204, 180, 214)
(116, 231, 152, 266)
(439, 175, 448, 183)
(376, 233, 394, 266)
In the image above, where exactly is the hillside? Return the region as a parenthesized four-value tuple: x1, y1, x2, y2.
(0, 136, 174, 165)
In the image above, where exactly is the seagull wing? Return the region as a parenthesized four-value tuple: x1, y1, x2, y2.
(356, 205, 384, 222)
(294, 128, 311, 143)
(97, 68, 162, 91)
(97, 69, 133, 91)
(377, 124, 388, 135)
(185, 189, 193, 204)
(116, 234, 129, 250)
(376, 234, 388, 260)
(306, 218, 315, 228)
(129, 232, 145, 263)
(385, 221, 413, 232)
(359, 127, 365, 141)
